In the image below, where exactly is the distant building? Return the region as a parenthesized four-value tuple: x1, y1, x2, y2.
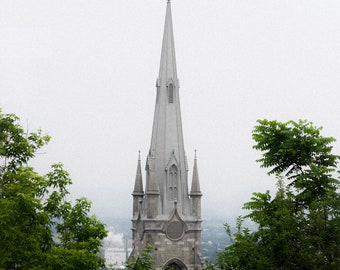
(130, 1, 203, 270)
(104, 248, 126, 268)
(101, 227, 132, 269)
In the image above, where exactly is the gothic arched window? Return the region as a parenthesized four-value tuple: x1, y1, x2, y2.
(169, 165, 178, 201)
(163, 259, 187, 270)
(168, 83, 174, 103)
(166, 262, 183, 270)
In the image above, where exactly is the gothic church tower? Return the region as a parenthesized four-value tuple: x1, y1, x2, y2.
(131, 1, 202, 269)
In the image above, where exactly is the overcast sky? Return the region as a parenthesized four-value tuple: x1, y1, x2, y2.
(1, 0, 340, 221)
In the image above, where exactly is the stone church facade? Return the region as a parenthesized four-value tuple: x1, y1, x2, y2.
(130, 1, 203, 269)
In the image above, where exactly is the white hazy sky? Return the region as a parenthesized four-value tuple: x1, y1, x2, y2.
(1, 0, 340, 220)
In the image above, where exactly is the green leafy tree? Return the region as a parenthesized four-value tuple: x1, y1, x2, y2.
(216, 120, 340, 270)
(0, 110, 107, 269)
(125, 243, 154, 270)
(253, 119, 339, 205)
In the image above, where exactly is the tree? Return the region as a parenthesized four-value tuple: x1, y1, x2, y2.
(0, 110, 107, 269)
(216, 120, 340, 270)
(125, 243, 154, 270)
(253, 119, 339, 205)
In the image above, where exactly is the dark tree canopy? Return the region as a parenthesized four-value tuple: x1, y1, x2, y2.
(0, 110, 107, 269)
(215, 120, 340, 270)
(253, 119, 338, 176)
(253, 119, 339, 204)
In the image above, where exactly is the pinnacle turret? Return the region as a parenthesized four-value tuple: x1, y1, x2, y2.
(190, 150, 202, 196)
(190, 151, 202, 218)
(132, 151, 144, 218)
(132, 151, 144, 196)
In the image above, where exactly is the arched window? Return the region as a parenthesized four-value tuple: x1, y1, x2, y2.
(166, 262, 182, 270)
(169, 165, 178, 201)
(168, 83, 174, 103)
(163, 258, 187, 270)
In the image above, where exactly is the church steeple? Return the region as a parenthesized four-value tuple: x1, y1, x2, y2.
(130, 2, 203, 269)
(146, 0, 188, 217)
(158, 0, 178, 84)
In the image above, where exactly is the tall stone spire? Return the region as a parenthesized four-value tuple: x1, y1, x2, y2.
(130, 2, 203, 269)
(147, 0, 188, 217)
(158, 0, 178, 85)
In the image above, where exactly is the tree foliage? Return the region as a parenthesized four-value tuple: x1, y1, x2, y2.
(253, 119, 339, 204)
(216, 120, 340, 270)
(0, 110, 107, 269)
(125, 243, 154, 270)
